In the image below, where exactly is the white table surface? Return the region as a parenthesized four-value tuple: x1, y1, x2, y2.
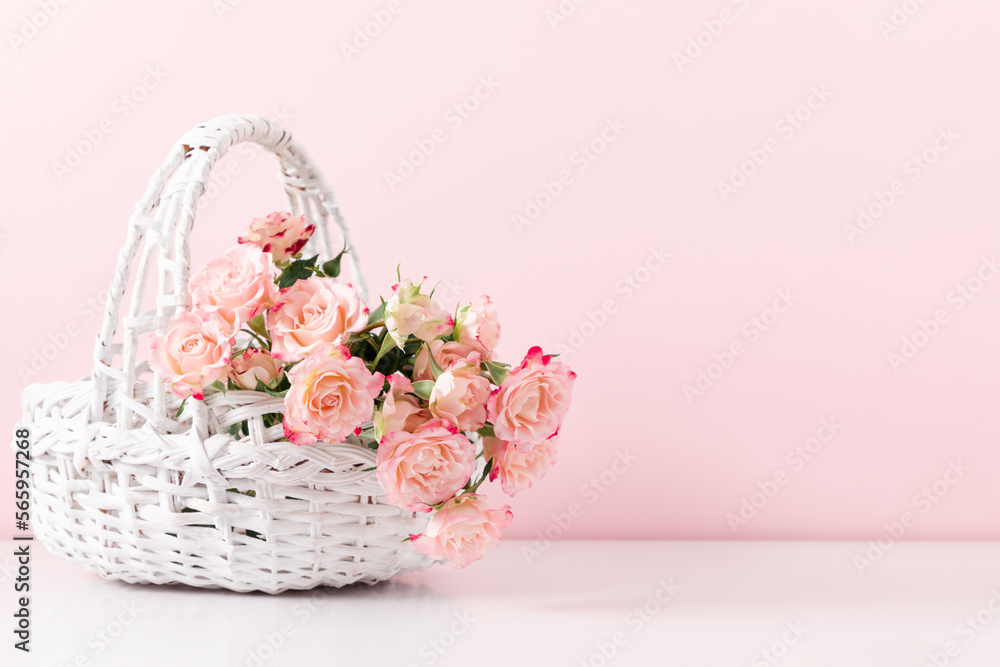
(4, 539, 1000, 666)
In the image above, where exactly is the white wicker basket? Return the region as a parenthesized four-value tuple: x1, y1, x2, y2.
(18, 114, 433, 593)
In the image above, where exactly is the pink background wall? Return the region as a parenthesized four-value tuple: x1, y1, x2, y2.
(2, 0, 998, 541)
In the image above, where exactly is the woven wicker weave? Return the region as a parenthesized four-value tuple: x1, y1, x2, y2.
(19, 114, 433, 593)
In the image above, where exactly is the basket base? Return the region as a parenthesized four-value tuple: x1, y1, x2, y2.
(34, 519, 436, 594)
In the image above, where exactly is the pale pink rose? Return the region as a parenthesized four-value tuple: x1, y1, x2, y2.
(376, 419, 476, 512)
(487, 346, 576, 450)
(188, 244, 278, 332)
(453, 295, 501, 360)
(483, 436, 558, 496)
(429, 356, 490, 431)
(410, 494, 513, 569)
(282, 344, 384, 445)
(230, 348, 284, 390)
(413, 340, 479, 382)
(374, 373, 431, 438)
(238, 211, 316, 262)
(150, 311, 233, 400)
(267, 277, 369, 362)
(384, 278, 453, 348)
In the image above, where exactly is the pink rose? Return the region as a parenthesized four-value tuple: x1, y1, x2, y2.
(150, 311, 233, 400)
(410, 494, 513, 569)
(230, 348, 284, 390)
(413, 340, 478, 382)
(429, 356, 490, 431)
(483, 436, 558, 496)
(267, 277, 369, 362)
(238, 211, 316, 262)
(376, 419, 476, 512)
(282, 343, 384, 445)
(487, 346, 576, 450)
(374, 373, 431, 438)
(188, 244, 278, 332)
(384, 278, 453, 348)
(454, 295, 500, 360)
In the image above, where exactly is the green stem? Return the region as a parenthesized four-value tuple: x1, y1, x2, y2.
(467, 474, 488, 494)
(346, 333, 380, 353)
(465, 459, 493, 494)
(240, 328, 270, 350)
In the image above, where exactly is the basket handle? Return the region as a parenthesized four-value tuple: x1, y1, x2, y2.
(90, 114, 367, 425)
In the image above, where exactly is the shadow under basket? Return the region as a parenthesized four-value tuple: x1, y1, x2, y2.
(17, 114, 433, 593)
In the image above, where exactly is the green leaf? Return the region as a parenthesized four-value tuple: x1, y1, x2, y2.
(277, 255, 318, 289)
(245, 529, 261, 539)
(247, 314, 268, 340)
(226, 421, 248, 439)
(208, 380, 227, 394)
(477, 423, 495, 438)
(347, 332, 379, 360)
(367, 300, 386, 326)
(361, 466, 376, 472)
(272, 374, 292, 392)
(411, 380, 435, 400)
(465, 458, 494, 493)
(174, 398, 187, 419)
(262, 412, 284, 428)
(370, 333, 397, 371)
(426, 344, 445, 380)
(255, 379, 287, 398)
(321, 245, 348, 278)
(483, 360, 509, 386)
(358, 426, 378, 441)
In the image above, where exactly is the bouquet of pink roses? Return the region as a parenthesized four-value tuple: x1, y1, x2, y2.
(148, 211, 576, 568)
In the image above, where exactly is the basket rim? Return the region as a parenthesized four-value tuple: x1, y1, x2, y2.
(21, 374, 389, 491)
